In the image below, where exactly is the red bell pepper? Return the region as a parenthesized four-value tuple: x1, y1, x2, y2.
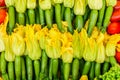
(111, 9, 120, 22)
(107, 22, 120, 34)
(0, 8, 6, 24)
(115, 51, 120, 63)
(0, 0, 5, 7)
(114, 0, 120, 10)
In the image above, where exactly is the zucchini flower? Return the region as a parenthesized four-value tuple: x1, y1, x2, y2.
(27, 0, 37, 25)
(79, 28, 88, 55)
(27, 0, 36, 9)
(61, 32, 73, 63)
(25, 25, 41, 60)
(13, 24, 25, 37)
(11, 33, 25, 56)
(105, 34, 120, 66)
(0, 25, 7, 52)
(11, 25, 25, 56)
(15, 0, 27, 13)
(74, 0, 86, 15)
(45, 26, 61, 59)
(39, 0, 51, 10)
(4, 36, 15, 61)
(96, 42, 105, 63)
(0, 36, 5, 52)
(106, 0, 117, 7)
(106, 34, 120, 57)
(95, 33, 105, 63)
(39, 0, 52, 29)
(83, 37, 98, 62)
(52, 0, 63, 4)
(5, 0, 15, 7)
(61, 48, 73, 63)
(63, 0, 74, 8)
(88, 0, 103, 10)
(106, 42, 116, 56)
(60, 31, 73, 80)
(36, 27, 48, 50)
(73, 0, 86, 32)
(91, 27, 99, 39)
(72, 30, 83, 59)
(80, 75, 88, 80)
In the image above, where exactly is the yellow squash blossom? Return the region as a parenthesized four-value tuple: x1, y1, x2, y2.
(106, 0, 117, 7)
(36, 27, 48, 50)
(15, 0, 27, 13)
(95, 33, 105, 63)
(83, 37, 98, 61)
(25, 25, 41, 60)
(5, 0, 15, 7)
(11, 33, 25, 56)
(80, 75, 88, 80)
(72, 30, 83, 59)
(52, 0, 63, 4)
(39, 0, 51, 10)
(74, 0, 86, 15)
(63, 0, 74, 8)
(27, 0, 36, 9)
(0, 13, 8, 52)
(88, 0, 103, 10)
(106, 34, 120, 57)
(45, 26, 61, 59)
(61, 32, 73, 63)
(4, 35, 15, 61)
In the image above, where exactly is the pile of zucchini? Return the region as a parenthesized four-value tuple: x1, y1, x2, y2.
(0, 0, 119, 80)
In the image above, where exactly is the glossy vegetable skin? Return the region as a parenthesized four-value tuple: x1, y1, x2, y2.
(0, 0, 5, 7)
(101, 6, 114, 33)
(114, 0, 120, 10)
(0, 8, 6, 24)
(111, 9, 120, 22)
(107, 22, 120, 34)
(115, 51, 120, 63)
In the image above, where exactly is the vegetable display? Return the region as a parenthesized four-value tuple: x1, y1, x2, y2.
(0, 0, 120, 80)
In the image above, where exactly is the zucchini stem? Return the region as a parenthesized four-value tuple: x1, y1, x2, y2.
(28, 9, 35, 25)
(45, 9, 52, 29)
(63, 63, 70, 80)
(55, 4, 64, 33)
